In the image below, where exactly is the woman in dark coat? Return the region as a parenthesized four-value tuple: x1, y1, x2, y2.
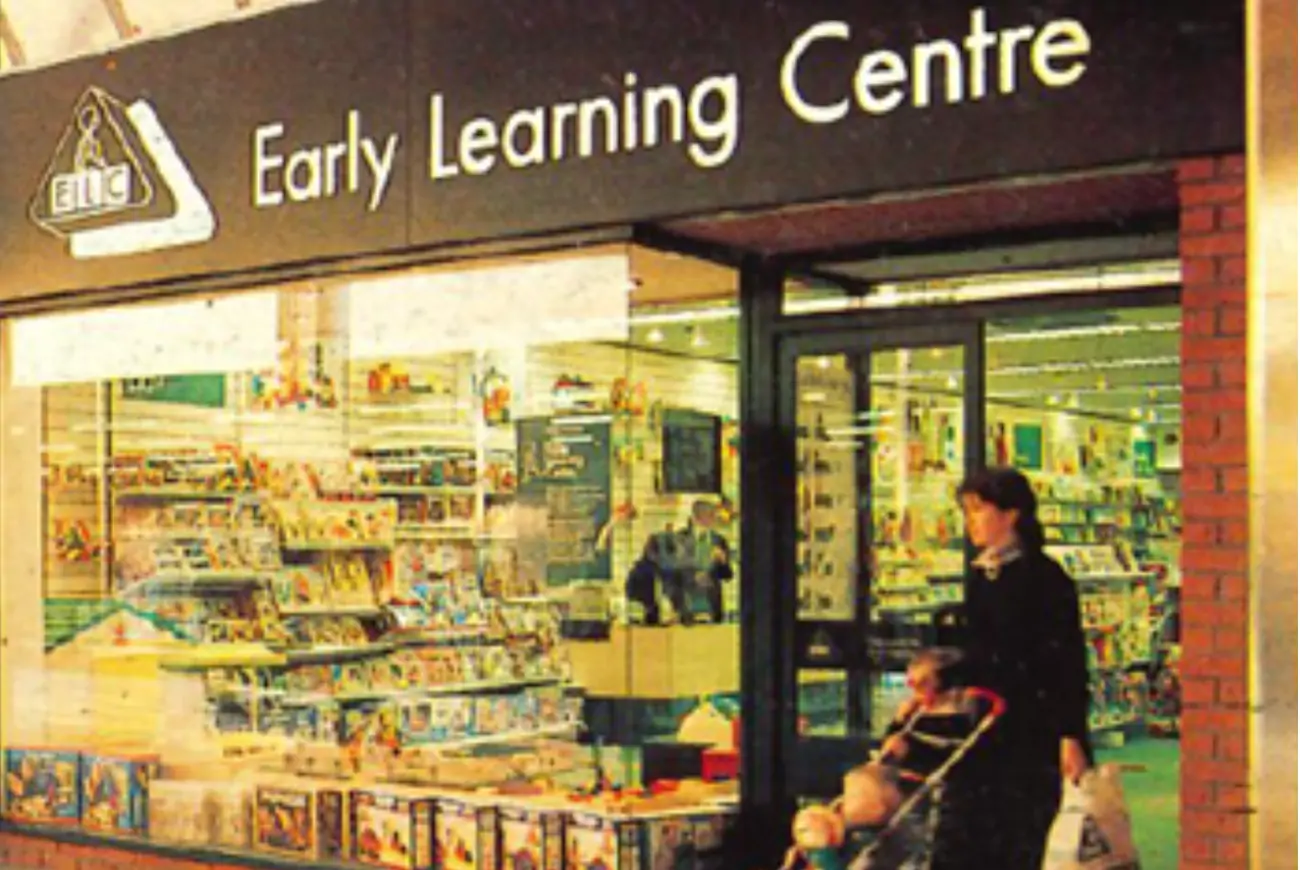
(929, 467, 1093, 870)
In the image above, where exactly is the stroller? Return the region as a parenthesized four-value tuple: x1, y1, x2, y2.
(780, 688, 1006, 870)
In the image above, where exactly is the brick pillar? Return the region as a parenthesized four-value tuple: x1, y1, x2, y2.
(1177, 153, 1250, 869)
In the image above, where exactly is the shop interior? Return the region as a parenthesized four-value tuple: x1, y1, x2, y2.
(0, 243, 1184, 867)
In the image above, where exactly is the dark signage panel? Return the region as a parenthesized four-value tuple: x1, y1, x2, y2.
(407, 0, 1244, 244)
(0, 0, 410, 301)
(0, 0, 1244, 300)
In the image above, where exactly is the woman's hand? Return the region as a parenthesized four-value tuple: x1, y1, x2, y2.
(1060, 737, 1089, 783)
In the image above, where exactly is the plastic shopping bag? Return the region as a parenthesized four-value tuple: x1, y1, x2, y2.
(1042, 764, 1141, 870)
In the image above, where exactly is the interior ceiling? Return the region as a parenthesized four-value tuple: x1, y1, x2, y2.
(662, 169, 1179, 258)
(0, 0, 321, 73)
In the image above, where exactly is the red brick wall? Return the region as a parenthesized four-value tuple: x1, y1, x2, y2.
(0, 832, 251, 870)
(1177, 153, 1251, 869)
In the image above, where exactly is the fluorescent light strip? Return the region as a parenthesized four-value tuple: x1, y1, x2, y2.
(989, 322, 1181, 343)
(632, 264, 1180, 325)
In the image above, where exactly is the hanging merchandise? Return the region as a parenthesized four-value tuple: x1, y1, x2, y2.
(478, 366, 512, 425)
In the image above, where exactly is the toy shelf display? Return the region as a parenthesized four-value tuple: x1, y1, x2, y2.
(3, 739, 739, 870)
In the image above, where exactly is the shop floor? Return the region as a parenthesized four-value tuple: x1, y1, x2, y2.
(1095, 736, 1181, 870)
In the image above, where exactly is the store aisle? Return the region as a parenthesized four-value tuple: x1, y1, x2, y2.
(1095, 737, 1181, 870)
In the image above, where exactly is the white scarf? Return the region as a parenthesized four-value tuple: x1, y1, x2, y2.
(971, 542, 1023, 580)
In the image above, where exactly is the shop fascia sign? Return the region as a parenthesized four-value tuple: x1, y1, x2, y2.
(249, 7, 1090, 215)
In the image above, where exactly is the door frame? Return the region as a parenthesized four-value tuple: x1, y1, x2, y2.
(774, 323, 985, 799)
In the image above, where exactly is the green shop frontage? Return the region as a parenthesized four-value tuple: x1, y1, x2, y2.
(0, 2, 1253, 869)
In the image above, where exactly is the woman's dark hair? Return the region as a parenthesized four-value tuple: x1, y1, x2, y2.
(956, 466, 1046, 553)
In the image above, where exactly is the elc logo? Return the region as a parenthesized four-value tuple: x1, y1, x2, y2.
(29, 86, 216, 260)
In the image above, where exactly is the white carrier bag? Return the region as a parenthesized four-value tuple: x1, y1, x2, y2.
(1042, 764, 1141, 870)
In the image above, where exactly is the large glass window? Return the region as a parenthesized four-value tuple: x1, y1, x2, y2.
(986, 304, 1183, 866)
(1, 245, 742, 863)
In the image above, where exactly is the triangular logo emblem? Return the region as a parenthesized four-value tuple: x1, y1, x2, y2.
(1078, 816, 1113, 862)
(29, 86, 216, 260)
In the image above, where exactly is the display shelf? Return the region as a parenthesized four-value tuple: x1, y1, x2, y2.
(119, 572, 270, 593)
(161, 644, 288, 672)
(278, 605, 385, 618)
(114, 487, 255, 502)
(279, 540, 394, 552)
(393, 523, 476, 539)
(364, 485, 478, 497)
(279, 675, 568, 706)
(416, 721, 582, 751)
(386, 628, 498, 647)
(283, 642, 396, 664)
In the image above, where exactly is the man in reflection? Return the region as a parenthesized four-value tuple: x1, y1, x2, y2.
(687, 499, 734, 624)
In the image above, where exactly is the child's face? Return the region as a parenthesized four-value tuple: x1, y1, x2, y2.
(907, 661, 941, 706)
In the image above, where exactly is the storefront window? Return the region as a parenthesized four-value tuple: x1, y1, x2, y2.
(986, 304, 1183, 854)
(1, 245, 742, 859)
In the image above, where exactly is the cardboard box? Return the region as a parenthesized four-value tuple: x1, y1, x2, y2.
(253, 778, 347, 861)
(352, 786, 436, 870)
(2, 747, 81, 824)
(497, 800, 566, 870)
(565, 807, 738, 870)
(147, 779, 209, 846)
(566, 811, 641, 870)
(80, 752, 159, 834)
(436, 795, 498, 870)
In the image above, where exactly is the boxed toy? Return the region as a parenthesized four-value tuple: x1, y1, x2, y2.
(80, 751, 159, 834)
(210, 781, 255, 849)
(435, 795, 498, 870)
(147, 779, 209, 846)
(566, 811, 641, 870)
(2, 747, 81, 824)
(253, 778, 347, 861)
(566, 805, 738, 870)
(352, 786, 436, 870)
(498, 800, 566, 870)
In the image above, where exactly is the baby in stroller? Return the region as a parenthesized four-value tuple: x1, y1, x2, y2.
(781, 648, 986, 870)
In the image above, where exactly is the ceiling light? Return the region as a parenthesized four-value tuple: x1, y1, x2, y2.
(945, 375, 959, 389)
(647, 328, 665, 344)
(817, 357, 832, 370)
(690, 327, 709, 349)
(1130, 408, 1143, 420)
(1048, 394, 1061, 406)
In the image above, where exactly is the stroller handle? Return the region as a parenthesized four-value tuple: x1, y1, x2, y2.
(965, 687, 1007, 719)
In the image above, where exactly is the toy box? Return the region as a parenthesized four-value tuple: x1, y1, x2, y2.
(80, 752, 159, 834)
(253, 778, 347, 861)
(498, 800, 566, 870)
(147, 779, 209, 846)
(565, 808, 737, 870)
(566, 811, 641, 870)
(3, 747, 81, 824)
(435, 795, 498, 870)
(400, 698, 474, 745)
(352, 786, 436, 870)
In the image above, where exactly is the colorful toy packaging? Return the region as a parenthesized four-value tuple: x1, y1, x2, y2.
(2, 748, 80, 824)
(565, 808, 737, 870)
(566, 811, 641, 870)
(80, 752, 159, 834)
(435, 796, 498, 870)
(253, 779, 347, 861)
(352, 786, 436, 870)
(498, 801, 566, 870)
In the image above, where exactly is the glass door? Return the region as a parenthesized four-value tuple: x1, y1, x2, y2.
(781, 326, 980, 801)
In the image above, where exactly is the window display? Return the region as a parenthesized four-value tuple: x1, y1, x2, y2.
(987, 305, 1183, 738)
(0, 248, 742, 864)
